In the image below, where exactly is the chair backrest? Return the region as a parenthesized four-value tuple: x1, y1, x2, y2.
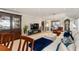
(18, 36, 34, 51)
(0, 33, 14, 50)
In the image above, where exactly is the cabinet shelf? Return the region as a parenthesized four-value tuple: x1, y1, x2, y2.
(0, 11, 21, 40)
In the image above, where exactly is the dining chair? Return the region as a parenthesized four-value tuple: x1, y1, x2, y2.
(0, 32, 14, 50)
(18, 35, 34, 51)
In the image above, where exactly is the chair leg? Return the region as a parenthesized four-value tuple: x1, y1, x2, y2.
(18, 39, 21, 51)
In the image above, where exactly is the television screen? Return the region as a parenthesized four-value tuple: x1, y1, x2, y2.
(30, 23, 39, 30)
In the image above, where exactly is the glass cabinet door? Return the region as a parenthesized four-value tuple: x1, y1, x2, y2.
(12, 16, 20, 29)
(0, 15, 10, 30)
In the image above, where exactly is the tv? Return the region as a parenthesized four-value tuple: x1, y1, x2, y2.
(30, 23, 39, 30)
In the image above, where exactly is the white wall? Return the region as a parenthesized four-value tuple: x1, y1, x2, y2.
(0, 9, 40, 33)
(43, 13, 68, 31)
(0, 9, 78, 34)
(43, 13, 77, 32)
(0, 9, 44, 34)
(74, 18, 79, 31)
(22, 15, 44, 34)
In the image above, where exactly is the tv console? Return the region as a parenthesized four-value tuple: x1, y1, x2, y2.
(28, 29, 41, 35)
(28, 23, 41, 35)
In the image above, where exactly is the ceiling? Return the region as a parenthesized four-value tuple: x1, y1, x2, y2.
(2, 8, 79, 19)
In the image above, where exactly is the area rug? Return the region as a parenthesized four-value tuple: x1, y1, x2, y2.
(29, 37, 53, 51)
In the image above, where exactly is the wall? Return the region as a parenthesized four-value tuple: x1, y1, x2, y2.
(0, 9, 44, 34)
(43, 13, 67, 31)
(0, 9, 77, 34)
(22, 14, 44, 34)
(74, 18, 79, 31)
(43, 13, 77, 32)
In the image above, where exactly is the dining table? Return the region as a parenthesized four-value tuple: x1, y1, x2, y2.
(0, 44, 11, 51)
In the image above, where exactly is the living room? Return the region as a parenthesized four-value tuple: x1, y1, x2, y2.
(1, 0, 79, 59)
(0, 8, 79, 51)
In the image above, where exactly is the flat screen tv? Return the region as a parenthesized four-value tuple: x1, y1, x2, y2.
(30, 23, 39, 30)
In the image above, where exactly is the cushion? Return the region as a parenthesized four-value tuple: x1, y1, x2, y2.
(64, 31, 70, 37)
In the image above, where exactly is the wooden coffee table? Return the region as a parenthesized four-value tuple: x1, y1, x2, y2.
(0, 44, 11, 51)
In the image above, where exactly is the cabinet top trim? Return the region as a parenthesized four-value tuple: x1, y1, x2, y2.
(0, 11, 21, 16)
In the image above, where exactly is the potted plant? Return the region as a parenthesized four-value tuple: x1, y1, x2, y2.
(23, 25, 28, 34)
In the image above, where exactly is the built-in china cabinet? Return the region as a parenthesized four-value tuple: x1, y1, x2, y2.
(0, 11, 21, 41)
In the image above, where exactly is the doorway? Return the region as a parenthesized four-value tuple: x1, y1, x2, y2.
(64, 19, 70, 31)
(41, 21, 45, 31)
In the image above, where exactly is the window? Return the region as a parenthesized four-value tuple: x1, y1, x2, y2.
(12, 16, 20, 29)
(51, 21, 60, 29)
(0, 15, 10, 30)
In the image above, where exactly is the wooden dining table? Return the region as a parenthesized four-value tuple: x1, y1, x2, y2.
(0, 44, 11, 51)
